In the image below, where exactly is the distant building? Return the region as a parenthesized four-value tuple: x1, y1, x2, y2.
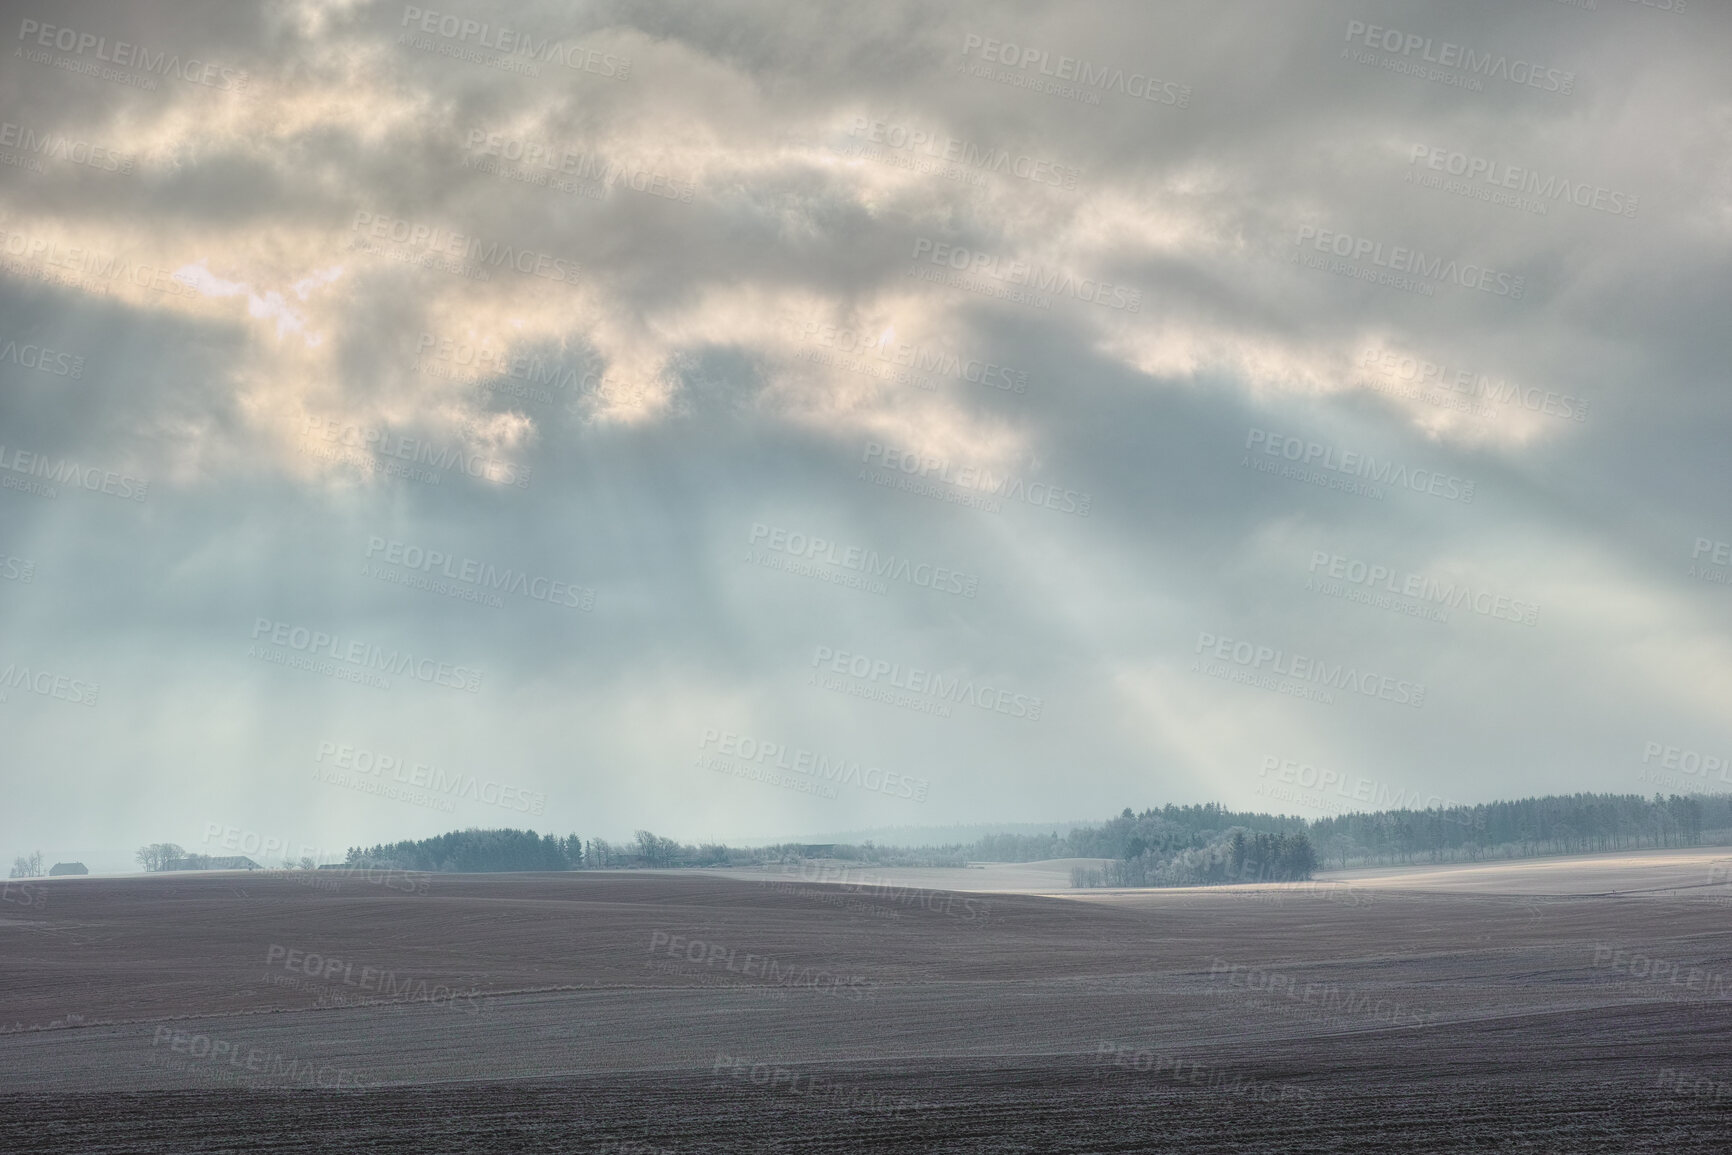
(48, 862, 87, 876)
(195, 856, 260, 871)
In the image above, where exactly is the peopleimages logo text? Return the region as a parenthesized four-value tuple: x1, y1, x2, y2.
(399, 6, 630, 78)
(1641, 741, 1732, 785)
(1194, 631, 1426, 708)
(749, 523, 978, 598)
(1690, 536, 1732, 587)
(249, 619, 482, 693)
(961, 34, 1190, 106)
(415, 331, 629, 395)
(0, 444, 148, 501)
(792, 319, 1028, 393)
(462, 130, 693, 203)
(17, 18, 250, 90)
(646, 930, 876, 1001)
(1408, 145, 1636, 218)
(0, 121, 132, 175)
(350, 211, 580, 286)
(699, 728, 930, 802)
(364, 536, 592, 610)
(862, 442, 1092, 515)
(1308, 551, 1537, 626)
(910, 238, 1140, 312)
(0, 335, 85, 377)
(1245, 429, 1475, 503)
(315, 740, 547, 815)
(1343, 20, 1574, 94)
(1295, 226, 1525, 298)
(849, 118, 1080, 189)
(1258, 757, 1467, 812)
(1361, 348, 1588, 422)
(304, 417, 531, 488)
(812, 645, 1044, 720)
(0, 661, 99, 706)
(264, 945, 482, 1014)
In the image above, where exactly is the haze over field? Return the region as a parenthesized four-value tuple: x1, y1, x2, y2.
(9, 5, 1732, 1151)
(1, 3, 1729, 870)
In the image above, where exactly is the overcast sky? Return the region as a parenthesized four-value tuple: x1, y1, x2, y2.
(1, 0, 1728, 871)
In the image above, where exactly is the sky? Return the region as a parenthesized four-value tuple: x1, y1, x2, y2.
(1, 0, 1728, 873)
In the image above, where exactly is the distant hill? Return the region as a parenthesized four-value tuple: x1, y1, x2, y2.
(785, 821, 1091, 848)
(176, 790, 1731, 889)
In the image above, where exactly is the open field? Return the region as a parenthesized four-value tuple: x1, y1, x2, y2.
(2, 855, 1731, 1151)
(717, 845, 1732, 900)
(1320, 847, 1732, 896)
(715, 857, 1107, 894)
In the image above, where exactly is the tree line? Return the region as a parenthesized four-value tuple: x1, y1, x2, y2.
(134, 844, 320, 872)
(956, 793, 1725, 875)
(125, 791, 1731, 884)
(1068, 823, 1320, 888)
(1304, 792, 1716, 868)
(341, 829, 773, 872)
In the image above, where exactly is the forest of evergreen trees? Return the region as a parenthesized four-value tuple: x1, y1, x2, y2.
(1069, 828, 1320, 888)
(344, 829, 581, 873)
(952, 793, 1726, 871)
(1304, 792, 1718, 868)
(341, 828, 816, 872)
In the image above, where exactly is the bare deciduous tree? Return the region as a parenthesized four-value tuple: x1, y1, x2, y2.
(135, 843, 187, 872)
